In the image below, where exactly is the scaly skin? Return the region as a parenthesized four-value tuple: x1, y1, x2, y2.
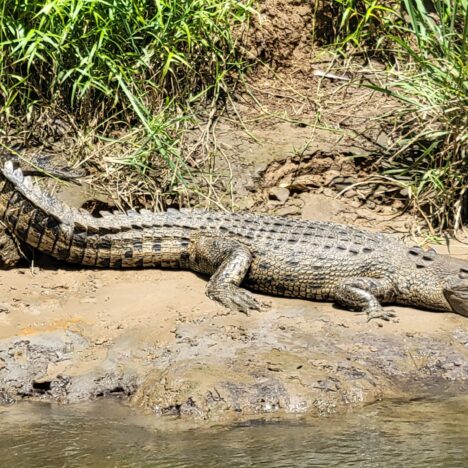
(1, 160, 468, 321)
(0, 152, 85, 267)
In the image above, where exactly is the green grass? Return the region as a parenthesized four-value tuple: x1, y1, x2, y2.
(0, 0, 252, 201)
(330, 0, 400, 54)
(379, 0, 468, 231)
(333, 0, 468, 231)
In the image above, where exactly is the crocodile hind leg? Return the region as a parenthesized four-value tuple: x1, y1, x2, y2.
(190, 236, 266, 314)
(333, 277, 397, 322)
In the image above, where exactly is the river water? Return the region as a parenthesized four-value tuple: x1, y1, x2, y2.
(0, 396, 467, 467)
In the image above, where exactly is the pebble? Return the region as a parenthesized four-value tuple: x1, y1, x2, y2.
(269, 187, 290, 204)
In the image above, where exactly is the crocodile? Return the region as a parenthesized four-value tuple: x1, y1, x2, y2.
(0, 160, 468, 321)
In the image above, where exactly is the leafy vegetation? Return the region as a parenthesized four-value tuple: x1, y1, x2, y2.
(331, 0, 399, 52)
(0, 0, 466, 230)
(333, 0, 467, 231)
(381, 0, 468, 231)
(0, 0, 252, 204)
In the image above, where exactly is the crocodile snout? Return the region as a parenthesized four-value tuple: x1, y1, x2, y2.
(444, 279, 468, 317)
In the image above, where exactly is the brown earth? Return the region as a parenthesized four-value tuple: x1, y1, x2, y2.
(1, 0, 467, 423)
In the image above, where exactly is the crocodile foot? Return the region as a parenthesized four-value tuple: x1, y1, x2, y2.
(366, 307, 397, 322)
(207, 285, 268, 315)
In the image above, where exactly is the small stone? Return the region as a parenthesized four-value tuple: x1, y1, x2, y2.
(274, 205, 301, 216)
(343, 189, 357, 199)
(236, 196, 256, 210)
(393, 200, 405, 210)
(269, 187, 290, 204)
(253, 163, 268, 177)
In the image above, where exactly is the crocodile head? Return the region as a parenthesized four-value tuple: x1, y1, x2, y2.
(406, 248, 468, 315)
(443, 266, 468, 317)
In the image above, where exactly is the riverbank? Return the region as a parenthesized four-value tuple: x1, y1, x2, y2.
(1, 219, 467, 422)
(0, 0, 467, 424)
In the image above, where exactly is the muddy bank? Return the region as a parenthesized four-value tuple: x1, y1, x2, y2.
(3, 71, 465, 425)
(0, 234, 467, 422)
(0, 0, 467, 423)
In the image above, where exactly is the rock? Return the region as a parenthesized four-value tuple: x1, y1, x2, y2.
(392, 200, 405, 210)
(236, 196, 256, 210)
(274, 205, 301, 216)
(343, 189, 357, 199)
(268, 187, 290, 204)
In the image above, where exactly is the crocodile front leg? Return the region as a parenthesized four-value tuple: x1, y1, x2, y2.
(333, 277, 397, 322)
(189, 236, 265, 314)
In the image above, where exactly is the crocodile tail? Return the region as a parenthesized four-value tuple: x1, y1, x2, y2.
(2, 160, 83, 226)
(0, 150, 86, 182)
(0, 160, 163, 233)
(0, 160, 165, 249)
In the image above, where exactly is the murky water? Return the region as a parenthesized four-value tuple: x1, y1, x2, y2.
(0, 396, 467, 467)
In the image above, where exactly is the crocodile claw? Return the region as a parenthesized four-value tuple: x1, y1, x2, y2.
(366, 308, 397, 322)
(207, 285, 267, 315)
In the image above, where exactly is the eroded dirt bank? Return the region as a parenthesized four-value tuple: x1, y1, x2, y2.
(0, 230, 467, 423)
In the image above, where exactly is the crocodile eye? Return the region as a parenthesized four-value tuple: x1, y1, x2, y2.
(422, 248, 436, 261)
(408, 246, 423, 256)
